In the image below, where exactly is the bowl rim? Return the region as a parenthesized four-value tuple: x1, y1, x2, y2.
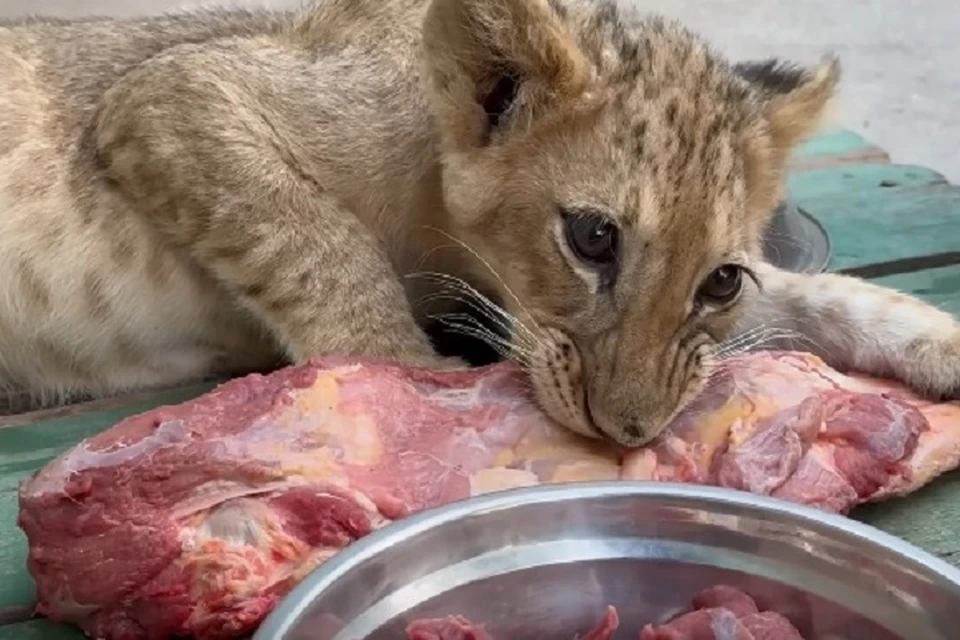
(766, 197, 833, 274)
(254, 481, 960, 639)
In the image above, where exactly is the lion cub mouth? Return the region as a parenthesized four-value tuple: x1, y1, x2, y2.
(420, 296, 664, 445)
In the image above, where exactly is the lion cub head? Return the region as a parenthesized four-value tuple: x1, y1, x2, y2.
(421, 0, 838, 446)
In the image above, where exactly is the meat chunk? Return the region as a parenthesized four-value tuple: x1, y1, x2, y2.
(740, 612, 806, 640)
(406, 615, 497, 640)
(405, 606, 618, 640)
(17, 351, 960, 639)
(621, 354, 936, 511)
(640, 587, 803, 640)
(692, 585, 760, 618)
(407, 586, 803, 640)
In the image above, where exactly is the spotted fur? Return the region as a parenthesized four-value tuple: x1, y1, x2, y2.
(0, 0, 957, 444)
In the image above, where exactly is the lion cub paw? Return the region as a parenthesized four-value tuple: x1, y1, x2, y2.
(902, 329, 960, 402)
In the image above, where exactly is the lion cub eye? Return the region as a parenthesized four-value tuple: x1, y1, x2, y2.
(698, 264, 744, 305)
(562, 210, 621, 266)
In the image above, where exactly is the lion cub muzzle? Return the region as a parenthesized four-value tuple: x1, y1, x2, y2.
(528, 325, 708, 448)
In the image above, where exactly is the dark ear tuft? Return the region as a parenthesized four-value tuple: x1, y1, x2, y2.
(481, 72, 521, 140)
(739, 55, 839, 216)
(734, 58, 811, 96)
(741, 55, 840, 150)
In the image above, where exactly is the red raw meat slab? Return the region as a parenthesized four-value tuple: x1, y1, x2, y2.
(17, 351, 960, 639)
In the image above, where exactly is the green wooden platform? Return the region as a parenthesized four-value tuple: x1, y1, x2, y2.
(1, 128, 959, 638)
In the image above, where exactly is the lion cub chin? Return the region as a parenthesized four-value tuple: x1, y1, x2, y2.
(0, 0, 957, 444)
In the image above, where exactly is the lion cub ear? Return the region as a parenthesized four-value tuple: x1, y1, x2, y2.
(736, 56, 840, 214)
(736, 56, 840, 152)
(422, 0, 590, 151)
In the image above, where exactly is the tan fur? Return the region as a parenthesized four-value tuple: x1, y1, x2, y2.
(0, 0, 957, 445)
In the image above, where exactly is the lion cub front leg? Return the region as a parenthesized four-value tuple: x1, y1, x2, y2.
(93, 44, 449, 369)
(738, 262, 960, 399)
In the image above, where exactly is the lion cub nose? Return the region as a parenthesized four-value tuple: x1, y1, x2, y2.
(586, 389, 670, 448)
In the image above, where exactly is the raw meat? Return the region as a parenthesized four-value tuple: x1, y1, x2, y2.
(406, 615, 497, 640)
(639, 585, 804, 639)
(406, 586, 801, 639)
(406, 605, 618, 640)
(17, 351, 960, 639)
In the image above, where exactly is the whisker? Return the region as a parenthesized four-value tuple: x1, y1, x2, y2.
(715, 330, 802, 354)
(418, 292, 520, 344)
(714, 333, 803, 359)
(412, 243, 462, 272)
(430, 314, 533, 366)
(432, 311, 523, 350)
(419, 289, 523, 340)
(407, 270, 545, 349)
(714, 327, 778, 355)
(743, 313, 831, 356)
(711, 321, 812, 362)
(416, 226, 546, 335)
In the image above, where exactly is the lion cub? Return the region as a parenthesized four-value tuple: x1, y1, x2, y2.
(0, 0, 957, 444)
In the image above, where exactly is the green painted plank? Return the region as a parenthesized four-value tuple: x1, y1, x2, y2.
(0, 619, 85, 639)
(793, 129, 875, 159)
(791, 129, 888, 167)
(796, 183, 960, 271)
(788, 163, 946, 201)
(867, 265, 960, 315)
(856, 472, 960, 560)
(0, 492, 33, 619)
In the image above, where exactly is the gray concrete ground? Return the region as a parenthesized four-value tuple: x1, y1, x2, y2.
(2, 0, 958, 181)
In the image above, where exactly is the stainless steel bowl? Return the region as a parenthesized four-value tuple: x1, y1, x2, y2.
(254, 483, 960, 640)
(764, 196, 832, 274)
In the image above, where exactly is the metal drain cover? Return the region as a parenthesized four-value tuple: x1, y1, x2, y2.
(763, 195, 831, 274)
